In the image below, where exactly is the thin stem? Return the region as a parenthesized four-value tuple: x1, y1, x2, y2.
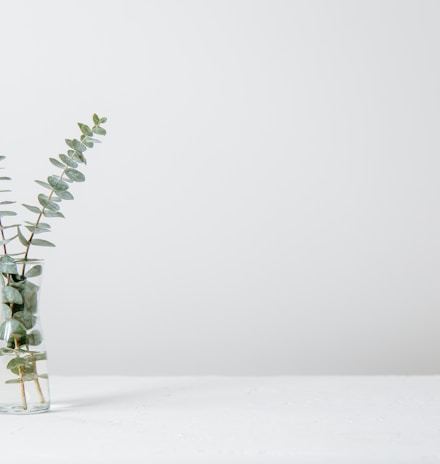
(21, 169, 68, 274)
(26, 344, 45, 403)
(34, 379, 45, 404)
(14, 336, 27, 411)
(0, 219, 12, 284)
(0, 218, 8, 255)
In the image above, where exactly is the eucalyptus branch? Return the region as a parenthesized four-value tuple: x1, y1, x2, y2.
(0, 115, 107, 412)
(20, 114, 107, 267)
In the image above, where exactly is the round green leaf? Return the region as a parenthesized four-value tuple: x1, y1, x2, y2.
(7, 357, 27, 370)
(78, 123, 93, 136)
(47, 176, 69, 191)
(49, 158, 65, 169)
(28, 330, 43, 346)
(0, 256, 18, 274)
(25, 265, 42, 278)
(1, 303, 12, 318)
(2, 286, 23, 304)
(93, 127, 106, 136)
(65, 168, 85, 182)
(0, 319, 26, 341)
(38, 194, 60, 211)
(55, 190, 74, 200)
(14, 311, 36, 330)
(71, 139, 87, 152)
(59, 154, 78, 168)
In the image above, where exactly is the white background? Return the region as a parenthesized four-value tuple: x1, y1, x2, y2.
(0, 0, 439, 375)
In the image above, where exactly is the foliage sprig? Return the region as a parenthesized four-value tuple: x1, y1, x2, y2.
(0, 114, 107, 410)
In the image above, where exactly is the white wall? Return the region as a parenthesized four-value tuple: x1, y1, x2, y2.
(0, 0, 439, 375)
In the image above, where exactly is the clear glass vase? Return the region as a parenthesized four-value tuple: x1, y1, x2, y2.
(0, 259, 50, 414)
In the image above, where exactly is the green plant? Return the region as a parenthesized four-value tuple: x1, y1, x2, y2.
(0, 114, 107, 410)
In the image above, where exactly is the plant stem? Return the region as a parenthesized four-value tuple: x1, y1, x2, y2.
(0, 217, 8, 255)
(21, 161, 72, 271)
(34, 378, 45, 404)
(26, 344, 45, 403)
(14, 336, 27, 411)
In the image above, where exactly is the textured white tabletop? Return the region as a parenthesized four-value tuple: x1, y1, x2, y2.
(0, 376, 439, 463)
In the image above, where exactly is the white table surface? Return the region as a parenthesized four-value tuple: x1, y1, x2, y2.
(0, 376, 439, 463)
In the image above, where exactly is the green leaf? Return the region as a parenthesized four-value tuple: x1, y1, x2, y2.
(38, 194, 60, 211)
(24, 221, 50, 229)
(0, 224, 20, 230)
(39, 373, 49, 379)
(93, 114, 100, 125)
(30, 238, 56, 247)
(43, 210, 65, 219)
(67, 139, 87, 152)
(72, 151, 87, 164)
(7, 357, 27, 370)
(65, 168, 85, 182)
(55, 190, 74, 200)
(0, 156, 5, 161)
(73, 139, 87, 152)
(25, 265, 42, 278)
(23, 204, 42, 214)
(0, 235, 17, 246)
(47, 176, 69, 191)
(49, 158, 65, 169)
(1, 303, 12, 319)
(100, 117, 107, 123)
(0, 176, 11, 181)
(5, 378, 21, 384)
(5, 373, 38, 383)
(0, 201, 16, 205)
(21, 281, 38, 313)
(93, 126, 106, 136)
(86, 137, 101, 144)
(78, 123, 93, 136)
(0, 347, 15, 356)
(25, 225, 48, 234)
(0, 211, 17, 217)
(0, 319, 26, 341)
(30, 352, 47, 362)
(14, 311, 36, 330)
(28, 330, 42, 346)
(2, 286, 23, 304)
(0, 256, 18, 274)
(17, 227, 29, 246)
(6, 358, 29, 374)
(59, 154, 78, 168)
(5, 378, 20, 384)
(35, 180, 51, 190)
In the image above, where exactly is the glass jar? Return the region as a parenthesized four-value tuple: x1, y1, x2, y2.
(0, 259, 50, 414)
